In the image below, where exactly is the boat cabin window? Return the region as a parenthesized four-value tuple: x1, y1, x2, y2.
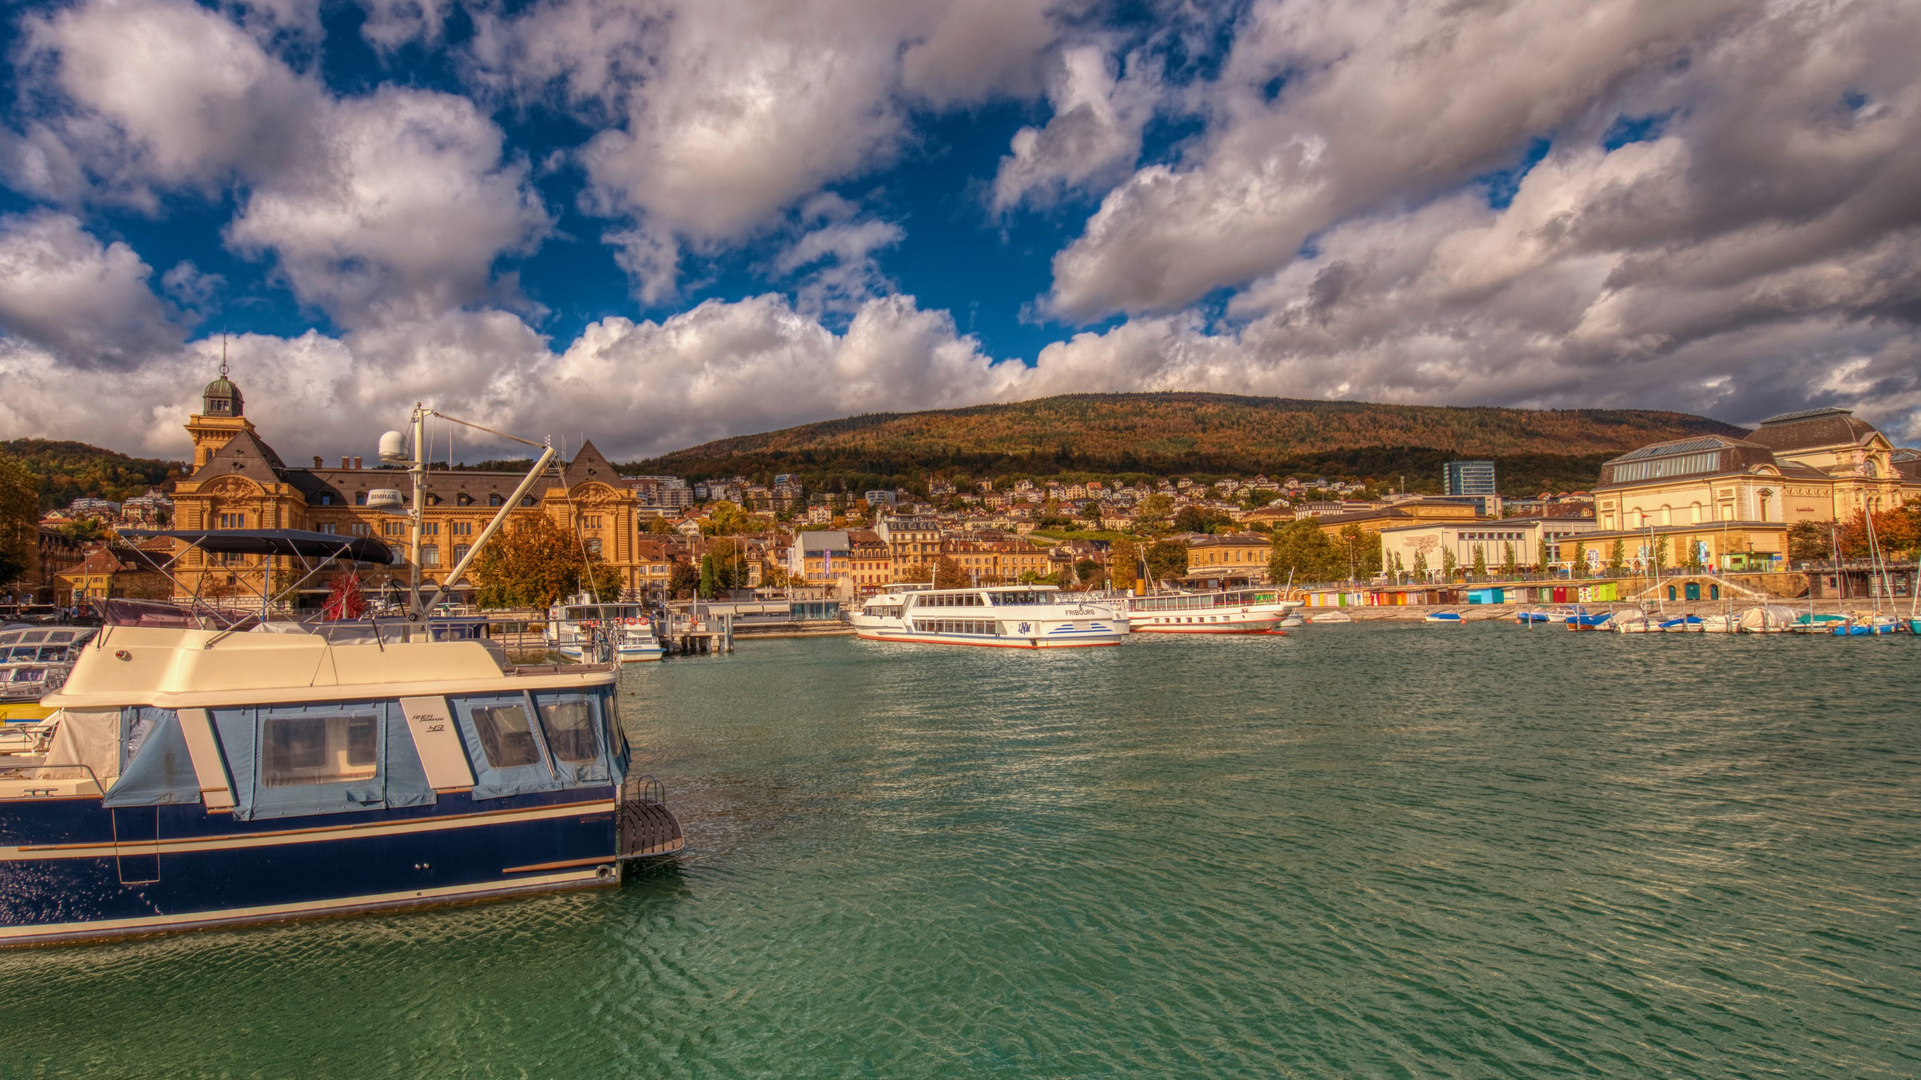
(472, 704, 542, 768)
(536, 700, 600, 763)
(262, 714, 379, 787)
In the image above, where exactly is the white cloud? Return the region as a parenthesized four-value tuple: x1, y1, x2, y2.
(19, 0, 549, 326)
(226, 87, 550, 324)
(992, 45, 1160, 212)
(470, 0, 1070, 299)
(1045, 0, 1758, 318)
(0, 211, 184, 368)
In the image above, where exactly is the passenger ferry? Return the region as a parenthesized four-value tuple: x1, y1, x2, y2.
(850, 584, 1129, 647)
(545, 599, 665, 662)
(1122, 588, 1302, 634)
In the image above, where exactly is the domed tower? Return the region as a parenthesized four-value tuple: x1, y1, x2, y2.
(185, 356, 257, 470)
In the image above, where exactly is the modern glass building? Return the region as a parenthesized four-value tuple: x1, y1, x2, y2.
(1444, 460, 1497, 496)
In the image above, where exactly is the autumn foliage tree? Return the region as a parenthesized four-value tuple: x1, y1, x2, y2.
(0, 454, 37, 588)
(472, 514, 622, 609)
(1109, 537, 1139, 590)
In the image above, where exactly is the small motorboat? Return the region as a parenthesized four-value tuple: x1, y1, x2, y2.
(1613, 612, 1658, 633)
(1659, 615, 1705, 632)
(1700, 614, 1738, 634)
(1308, 610, 1354, 624)
(1515, 608, 1567, 624)
(1564, 607, 1613, 631)
(1424, 611, 1464, 624)
(1834, 614, 1900, 636)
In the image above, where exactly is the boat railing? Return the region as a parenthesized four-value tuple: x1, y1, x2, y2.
(617, 773, 685, 859)
(0, 763, 105, 798)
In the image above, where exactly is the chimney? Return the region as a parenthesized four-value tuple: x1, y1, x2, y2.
(313, 456, 323, 468)
(353, 457, 363, 470)
(341, 456, 350, 469)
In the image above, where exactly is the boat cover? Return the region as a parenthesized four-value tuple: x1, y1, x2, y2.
(39, 707, 122, 785)
(103, 709, 201, 807)
(120, 528, 396, 565)
(210, 702, 436, 820)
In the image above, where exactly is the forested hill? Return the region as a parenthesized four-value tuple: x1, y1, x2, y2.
(627, 393, 1748, 494)
(1, 439, 184, 510)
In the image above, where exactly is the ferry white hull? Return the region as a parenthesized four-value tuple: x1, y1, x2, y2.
(854, 625, 1126, 648)
(558, 642, 665, 662)
(1129, 612, 1286, 634)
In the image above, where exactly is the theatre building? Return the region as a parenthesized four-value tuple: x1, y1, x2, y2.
(166, 372, 644, 604)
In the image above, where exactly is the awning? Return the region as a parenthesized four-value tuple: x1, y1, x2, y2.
(120, 529, 396, 565)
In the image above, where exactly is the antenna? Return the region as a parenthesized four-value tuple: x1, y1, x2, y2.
(219, 333, 229, 378)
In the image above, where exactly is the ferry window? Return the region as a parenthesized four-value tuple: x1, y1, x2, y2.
(472, 705, 542, 768)
(262, 715, 379, 786)
(537, 700, 601, 763)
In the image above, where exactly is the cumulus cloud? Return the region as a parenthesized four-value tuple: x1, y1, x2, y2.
(470, 0, 1067, 299)
(771, 195, 905, 317)
(992, 45, 1160, 212)
(16, 0, 549, 325)
(0, 211, 185, 368)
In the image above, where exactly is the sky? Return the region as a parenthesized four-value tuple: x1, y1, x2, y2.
(0, 0, 1917, 465)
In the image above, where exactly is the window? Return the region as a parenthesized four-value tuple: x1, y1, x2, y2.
(354, 491, 368, 505)
(472, 704, 541, 768)
(262, 714, 378, 786)
(318, 522, 337, 535)
(422, 522, 440, 535)
(425, 494, 441, 506)
(351, 522, 370, 536)
(319, 494, 333, 506)
(451, 521, 473, 536)
(421, 546, 440, 566)
(452, 545, 471, 564)
(456, 493, 473, 506)
(382, 521, 405, 537)
(218, 512, 245, 529)
(488, 494, 503, 507)
(586, 538, 602, 556)
(536, 700, 601, 763)
(521, 495, 536, 507)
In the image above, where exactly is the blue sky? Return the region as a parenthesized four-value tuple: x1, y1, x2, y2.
(0, 0, 1916, 463)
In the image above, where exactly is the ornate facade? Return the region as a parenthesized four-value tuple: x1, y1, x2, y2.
(1594, 408, 1920, 532)
(168, 374, 645, 604)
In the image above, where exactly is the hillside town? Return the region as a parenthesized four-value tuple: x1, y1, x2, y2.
(3, 372, 1918, 616)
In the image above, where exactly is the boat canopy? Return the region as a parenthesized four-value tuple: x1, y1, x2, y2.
(121, 528, 395, 565)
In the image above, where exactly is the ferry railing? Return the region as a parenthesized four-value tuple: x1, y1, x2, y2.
(617, 772, 685, 859)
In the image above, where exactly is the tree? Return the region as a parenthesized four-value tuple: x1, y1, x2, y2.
(705, 502, 751, 536)
(471, 514, 619, 609)
(1534, 540, 1550, 578)
(0, 455, 39, 588)
(1571, 540, 1587, 578)
(1607, 538, 1625, 576)
(1653, 534, 1669, 574)
(646, 517, 676, 535)
(1337, 524, 1380, 579)
(698, 554, 717, 598)
(1268, 518, 1340, 584)
(1786, 520, 1829, 563)
(1413, 550, 1429, 580)
(1173, 505, 1231, 534)
(56, 518, 105, 544)
(1441, 547, 1457, 580)
(1074, 558, 1102, 588)
(1501, 541, 1518, 579)
(1110, 537, 1140, 591)
(1145, 539, 1189, 584)
(1471, 544, 1488, 580)
(666, 558, 699, 599)
(1134, 493, 1173, 534)
(708, 536, 748, 592)
(933, 556, 969, 589)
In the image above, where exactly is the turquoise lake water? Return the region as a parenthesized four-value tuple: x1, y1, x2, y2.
(2, 625, 1918, 1078)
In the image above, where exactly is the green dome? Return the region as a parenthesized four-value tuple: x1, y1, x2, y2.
(202, 374, 243, 416)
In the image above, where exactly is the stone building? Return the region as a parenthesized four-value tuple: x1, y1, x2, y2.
(167, 371, 645, 605)
(1594, 408, 1920, 532)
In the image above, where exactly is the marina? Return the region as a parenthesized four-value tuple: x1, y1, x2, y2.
(1, 628, 1913, 1077)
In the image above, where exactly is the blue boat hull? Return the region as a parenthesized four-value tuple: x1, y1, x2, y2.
(0, 788, 619, 946)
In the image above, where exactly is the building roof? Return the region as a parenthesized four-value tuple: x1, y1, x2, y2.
(796, 530, 851, 552)
(1598, 433, 1777, 487)
(1187, 533, 1269, 547)
(1746, 408, 1881, 452)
